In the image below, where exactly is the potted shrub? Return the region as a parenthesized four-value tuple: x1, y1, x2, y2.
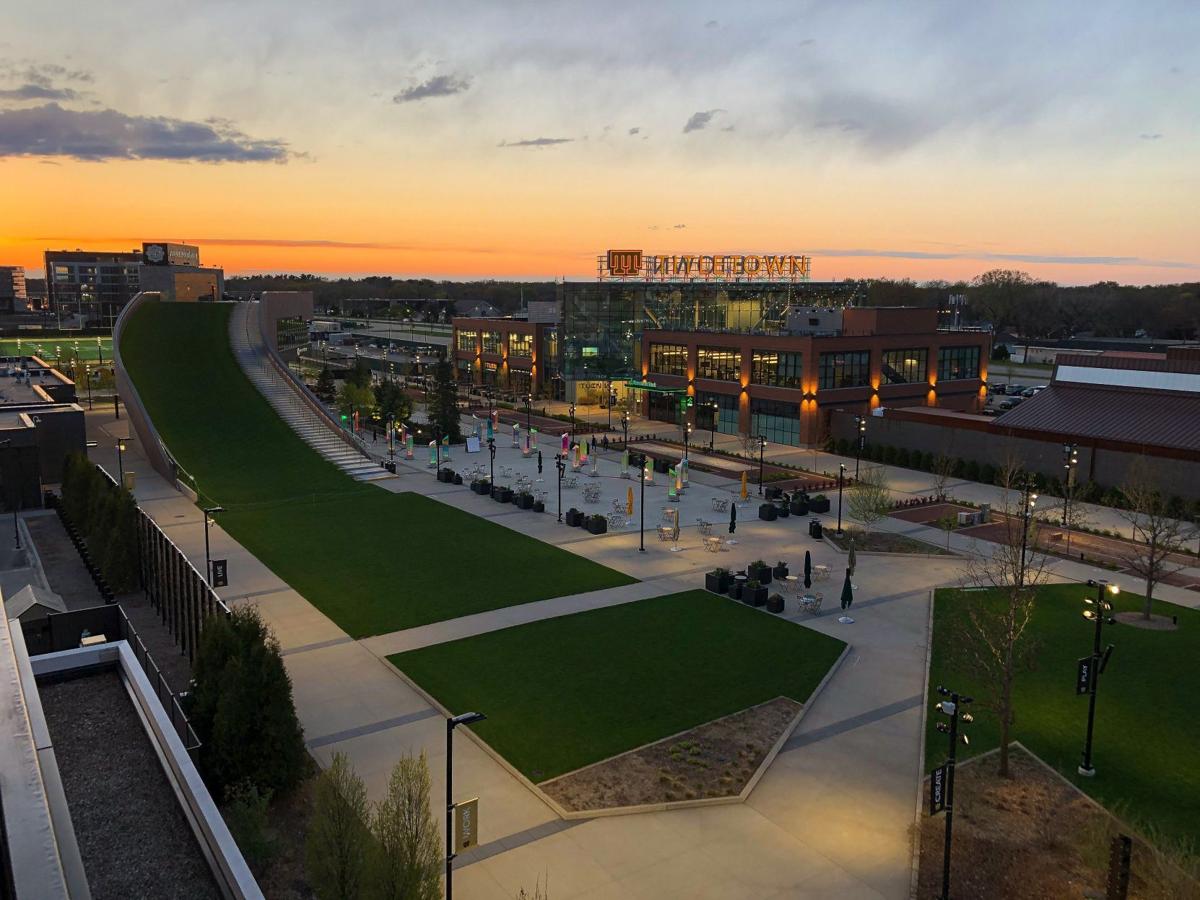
(729, 577, 744, 601)
(748, 560, 772, 585)
(765, 486, 782, 500)
(517, 491, 534, 510)
(790, 495, 809, 515)
(766, 593, 785, 614)
(758, 503, 778, 521)
(532, 500, 545, 513)
(452, 472, 463, 485)
(495, 486, 513, 503)
(705, 567, 731, 594)
(775, 500, 790, 518)
(565, 507, 583, 527)
(809, 494, 831, 513)
(743, 579, 767, 607)
(587, 514, 608, 535)
(772, 561, 788, 579)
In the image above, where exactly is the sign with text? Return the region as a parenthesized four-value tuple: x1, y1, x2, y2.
(1076, 656, 1093, 695)
(454, 798, 479, 853)
(211, 559, 228, 588)
(929, 765, 947, 815)
(600, 249, 811, 282)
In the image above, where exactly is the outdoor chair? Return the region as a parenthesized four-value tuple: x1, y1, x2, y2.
(657, 525, 674, 542)
(697, 519, 713, 535)
(703, 535, 723, 553)
(607, 512, 626, 530)
(799, 592, 823, 615)
(711, 497, 730, 513)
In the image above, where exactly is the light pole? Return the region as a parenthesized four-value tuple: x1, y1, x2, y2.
(684, 422, 692, 461)
(85, 363, 93, 410)
(116, 439, 126, 485)
(632, 451, 646, 551)
(203, 505, 224, 585)
(758, 434, 768, 496)
(836, 463, 846, 535)
(1079, 579, 1118, 777)
(621, 412, 629, 448)
(1018, 477, 1039, 588)
(1062, 443, 1078, 556)
(934, 685, 974, 900)
(96, 337, 104, 367)
(555, 452, 565, 521)
(708, 401, 718, 451)
(525, 392, 532, 431)
(488, 437, 496, 496)
(445, 711, 486, 900)
(854, 415, 866, 479)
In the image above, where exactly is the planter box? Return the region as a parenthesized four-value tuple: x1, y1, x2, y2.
(790, 500, 809, 516)
(565, 509, 584, 527)
(494, 488, 512, 503)
(772, 565, 788, 580)
(765, 486, 783, 500)
(586, 517, 608, 535)
(517, 494, 534, 510)
(776, 503, 790, 518)
(705, 572, 730, 594)
(532, 501, 545, 513)
(758, 504, 778, 521)
(809, 497, 831, 513)
(766, 594, 785, 614)
(452, 473, 463, 485)
(743, 585, 767, 607)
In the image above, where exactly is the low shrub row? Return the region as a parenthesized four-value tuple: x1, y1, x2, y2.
(59, 452, 140, 595)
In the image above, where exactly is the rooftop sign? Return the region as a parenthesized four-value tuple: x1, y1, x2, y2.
(601, 249, 810, 282)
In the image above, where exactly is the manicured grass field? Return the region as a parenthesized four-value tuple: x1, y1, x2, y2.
(927, 584, 1200, 842)
(391, 591, 847, 781)
(121, 302, 635, 636)
(2, 336, 113, 362)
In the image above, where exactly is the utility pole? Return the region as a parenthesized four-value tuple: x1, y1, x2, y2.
(1062, 443, 1078, 556)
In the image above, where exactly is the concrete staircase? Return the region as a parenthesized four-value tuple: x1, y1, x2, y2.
(229, 302, 393, 482)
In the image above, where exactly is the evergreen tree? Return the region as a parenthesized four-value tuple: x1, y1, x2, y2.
(102, 488, 140, 593)
(428, 358, 462, 443)
(315, 366, 337, 403)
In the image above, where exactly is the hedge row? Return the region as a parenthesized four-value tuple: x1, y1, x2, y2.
(60, 452, 140, 594)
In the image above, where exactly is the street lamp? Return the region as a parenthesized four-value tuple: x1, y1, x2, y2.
(203, 506, 225, 586)
(1062, 443, 1078, 556)
(836, 463, 846, 535)
(96, 337, 104, 366)
(1017, 477, 1039, 588)
(1079, 579, 1118, 777)
(933, 685, 974, 900)
(621, 412, 630, 448)
(445, 711, 487, 900)
(555, 452, 565, 521)
(116, 439, 127, 485)
(707, 401, 718, 451)
(631, 451, 647, 551)
(757, 435, 767, 496)
(488, 437, 496, 497)
(84, 363, 93, 410)
(525, 393, 532, 431)
(684, 422, 692, 461)
(854, 415, 867, 479)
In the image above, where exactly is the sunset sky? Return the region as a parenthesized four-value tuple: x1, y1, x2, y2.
(2, 0, 1197, 284)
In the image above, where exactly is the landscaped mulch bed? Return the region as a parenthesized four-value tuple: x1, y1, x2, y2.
(827, 527, 953, 555)
(916, 747, 1198, 899)
(540, 697, 800, 812)
(888, 501, 974, 525)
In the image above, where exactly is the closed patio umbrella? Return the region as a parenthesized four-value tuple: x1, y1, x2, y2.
(804, 550, 812, 589)
(627, 486, 634, 516)
(727, 502, 738, 545)
(740, 470, 748, 501)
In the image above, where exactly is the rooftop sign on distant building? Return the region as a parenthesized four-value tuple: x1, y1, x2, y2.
(600, 249, 811, 282)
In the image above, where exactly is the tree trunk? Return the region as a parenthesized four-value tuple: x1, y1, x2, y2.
(998, 661, 1013, 778)
(1144, 572, 1154, 620)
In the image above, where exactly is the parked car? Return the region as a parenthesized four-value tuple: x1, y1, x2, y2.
(1021, 386, 1045, 397)
(1008, 384, 1026, 395)
(997, 397, 1024, 410)
(992, 383, 1008, 395)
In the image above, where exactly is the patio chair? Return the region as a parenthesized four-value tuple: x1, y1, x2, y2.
(697, 519, 713, 535)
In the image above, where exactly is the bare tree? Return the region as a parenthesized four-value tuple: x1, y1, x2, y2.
(955, 459, 1051, 778)
(847, 464, 891, 535)
(369, 751, 442, 900)
(1118, 459, 1198, 620)
(931, 453, 957, 501)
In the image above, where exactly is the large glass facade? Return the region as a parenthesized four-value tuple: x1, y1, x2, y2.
(481, 331, 502, 354)
(751, 350, 803, 388)
(818, 350, 871, 389)
(508, 369, 532, 395)
(937, 345, 981, 381)
(648, 343, 687, 376)
(697, 391, 739, 434)
(648, 392, 681, 424)
(751, 398, 801, 446)
(881, 348, 928, 384)
(508, 333, 533, 357)
(561, 280, 863, 383)
(697, 346, 741, 381)
(456, 330, 478, 352)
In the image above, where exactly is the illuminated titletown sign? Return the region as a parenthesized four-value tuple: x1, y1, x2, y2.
(601, 249, 811, 282)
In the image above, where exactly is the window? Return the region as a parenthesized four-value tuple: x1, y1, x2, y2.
(938, 346, 981, 381)
(818, 350, 871, 390)
(697, 346, 741, 381)
(482, 361, 499, 385)
(751, 398, 801, 446)
(881, 348, 928, 384)
(751, 350, 803, 388)
(481, 331, 502, 354)
(697, 391, 739, 434)
(509, 369, 531, 395)
(648, 343, 687, 376)
(456, 330, 478, 352)
(508, 332, 533, 357)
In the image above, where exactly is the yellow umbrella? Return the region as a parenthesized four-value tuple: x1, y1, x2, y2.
(740, 470, 748, 501)
(626, 486, 634, 515)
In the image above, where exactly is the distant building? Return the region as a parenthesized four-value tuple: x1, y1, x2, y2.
(0, 266, 27, 313)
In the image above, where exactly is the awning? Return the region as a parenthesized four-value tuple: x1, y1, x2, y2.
(626, 379, 686, 394)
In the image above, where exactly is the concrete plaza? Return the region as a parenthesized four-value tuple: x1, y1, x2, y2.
(80, 403, 1199, 899)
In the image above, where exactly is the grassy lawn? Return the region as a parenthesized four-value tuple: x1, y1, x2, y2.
(121, 302, 635, 636)
(5, 336, 114, 362)
(927, 584, 1200, 843)
(391, 591, 846, 781)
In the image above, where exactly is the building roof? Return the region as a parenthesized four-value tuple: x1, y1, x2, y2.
(4, 584, 67, 619)
(992, 383, 1200, 452)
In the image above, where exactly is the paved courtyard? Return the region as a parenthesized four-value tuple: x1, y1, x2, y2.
(82, 405, 1200, 899)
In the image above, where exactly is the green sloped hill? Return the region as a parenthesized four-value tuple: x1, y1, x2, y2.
(120, 302, 635, 637)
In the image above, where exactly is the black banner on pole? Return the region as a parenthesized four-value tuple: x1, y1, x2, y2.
(212, 559, 229, 588)
(929, 765, 947, 815)
(1076, 656, 1093, 695)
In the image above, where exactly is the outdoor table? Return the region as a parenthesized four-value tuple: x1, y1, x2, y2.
(799, 593, 822, 615)
(813, 564, 831, 581)
(782, 575, 799, 593)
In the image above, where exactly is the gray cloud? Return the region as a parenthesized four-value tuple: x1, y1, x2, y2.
(0, 103, 291, 162)
(497, 136, 573, 148)
(704, 20, 719, 28)
(628, 126, 640, 135)
(1139, 132, 1163, 140)
(683, 109, 723, 133)
(393, 74, 470, 103)
(0, 84, 79, 102)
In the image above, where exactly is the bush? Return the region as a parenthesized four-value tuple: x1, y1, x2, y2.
(224, 780, 274, 869)
(307, 753, 370, 900)
(964, 459, 981, 482)
(918, 451, 935, 472)
(895, 448, 911, 468)
(102, 488, 140, 593)
(368, 752, 442, 900)
(978, 463, 996, 485)
(881, 445, 897, 465)
(190, 606, 307, 797)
